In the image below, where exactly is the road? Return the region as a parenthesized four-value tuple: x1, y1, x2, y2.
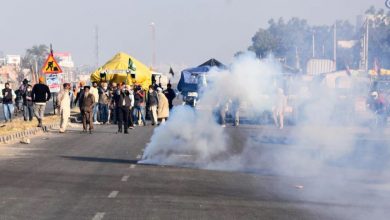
(0, 124, 389, 220)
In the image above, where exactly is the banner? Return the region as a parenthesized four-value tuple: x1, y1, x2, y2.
(46, 74, 61, 93)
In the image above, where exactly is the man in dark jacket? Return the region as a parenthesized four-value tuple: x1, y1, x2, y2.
(1, 82, 16, 122)
(147, 85, 159, 125)
(16, 79, 30, 116)
(22, 84, 34, 121)
(163, 83, 176, 110)
(98, 82, 110, 124)
(113, 84, 132, 134)
(74, 82, 85, 122)
(133, 85, 146, 126)
(80, 86, 95, 133)
(31, 77, 51, 127)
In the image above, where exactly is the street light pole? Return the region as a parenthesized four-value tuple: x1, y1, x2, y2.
(312, 31, 315, 58)
(150, 22, 156, 70)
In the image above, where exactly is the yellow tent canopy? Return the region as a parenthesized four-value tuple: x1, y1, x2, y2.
(369, 68, 390, 76)
(90, 52, 152, 89)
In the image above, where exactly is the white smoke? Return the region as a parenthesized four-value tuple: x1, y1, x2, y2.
(141, 52, 358, 175)
(141, 52, 281, 166)
(140, 52, 390, 219)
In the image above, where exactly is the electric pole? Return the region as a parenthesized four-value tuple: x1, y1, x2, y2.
(312, 31, 315, 58)
(150, 22, 156, 70)
(95, 26, 99, 68)
(333, 23, 337, 68)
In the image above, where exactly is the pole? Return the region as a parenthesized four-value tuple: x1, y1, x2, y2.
(333, 24, 336, 61)
(95, 26, 99, 68)
(312, 31, 315, 58)
(150, 22, 156, 70)
(365, 19, 369, 71)
(333, 23, 337, 68)
(35, 59, 38, 84)
(295, 46, 300, 70)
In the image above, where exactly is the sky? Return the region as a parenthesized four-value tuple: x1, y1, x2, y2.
(0, 0, 386, 70)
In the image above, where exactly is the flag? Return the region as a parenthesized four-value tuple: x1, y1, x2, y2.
(169, 67, 175, 76)
(128, 58, 136, 71)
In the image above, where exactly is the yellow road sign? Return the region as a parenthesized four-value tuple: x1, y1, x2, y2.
(42, 54, 62, 74)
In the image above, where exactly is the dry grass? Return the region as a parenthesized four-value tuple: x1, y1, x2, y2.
(0, 115, 60, 136)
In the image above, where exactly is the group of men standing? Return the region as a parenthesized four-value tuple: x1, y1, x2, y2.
(2, 78, 177, 135)
(70, 81, 176, 134)
(1, 77, 51, 127)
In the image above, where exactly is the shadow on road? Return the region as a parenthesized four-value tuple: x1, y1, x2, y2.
(61, 156, 139, 164)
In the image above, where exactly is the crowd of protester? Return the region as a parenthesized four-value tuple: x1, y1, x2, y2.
(70, 81, 176, 134)
(1, 76, 389, 132)
(1, 77, 51, 126)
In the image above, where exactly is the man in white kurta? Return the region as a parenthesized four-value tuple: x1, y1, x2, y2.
(57, 83, 71, 133)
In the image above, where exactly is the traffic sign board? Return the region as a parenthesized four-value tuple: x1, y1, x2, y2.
(42, 54, 62, 74)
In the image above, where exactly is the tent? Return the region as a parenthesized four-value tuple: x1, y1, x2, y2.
(177, 58, 226, 94)
(90, 52, 152, 89)
(198, 58, 227, 69)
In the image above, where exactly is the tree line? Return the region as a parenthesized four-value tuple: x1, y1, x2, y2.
(243, 6, 390, 72)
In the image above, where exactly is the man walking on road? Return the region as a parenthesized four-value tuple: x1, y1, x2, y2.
(113, 84, 132, 134)
(163, 83, 176, 110)
(273, 88, 287, 129)
(127, 85, 135, 129)
(80, 86, 95, 134)
(91, 82, 100, 124)
(133, 85, 146, 126)
(32, 77, 51, 127)
(157, 87, 169, 124)
(74, 81, 85, 122)
(98, 82, 110, 124)
(147, 85, 159, 126)
(22, 84, 34, 121)
(1, 82, 16, 123)
(57, 83, 71, 133)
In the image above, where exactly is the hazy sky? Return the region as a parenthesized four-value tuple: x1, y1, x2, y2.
(0, 0, 386, 69)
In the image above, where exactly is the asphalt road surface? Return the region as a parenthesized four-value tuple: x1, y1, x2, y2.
(0, 124, 389, 220)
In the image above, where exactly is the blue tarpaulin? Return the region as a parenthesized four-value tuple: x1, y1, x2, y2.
(177, 58, 226, 94)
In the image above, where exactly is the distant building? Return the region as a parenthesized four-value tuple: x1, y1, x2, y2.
(0, 57, 5, 66)
(54, 52, 75, 82)
(53, 52, 74, 68)
(5, 55, 21, 66)
(306, 59, 336, 75)
(0, 65, 20, 84)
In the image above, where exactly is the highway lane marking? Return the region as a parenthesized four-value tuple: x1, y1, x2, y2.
(108, 191, 119, 198)
(121, 175, 129, 182)
(130, 164, 136, 169)
(92, 212, 105, 220)
(136, 154, 142, 159)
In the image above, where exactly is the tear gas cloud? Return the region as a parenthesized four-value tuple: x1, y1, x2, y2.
(142, 52, 282, 166)
(141, 52, 390, 219)
(141, 52, 365, 173)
